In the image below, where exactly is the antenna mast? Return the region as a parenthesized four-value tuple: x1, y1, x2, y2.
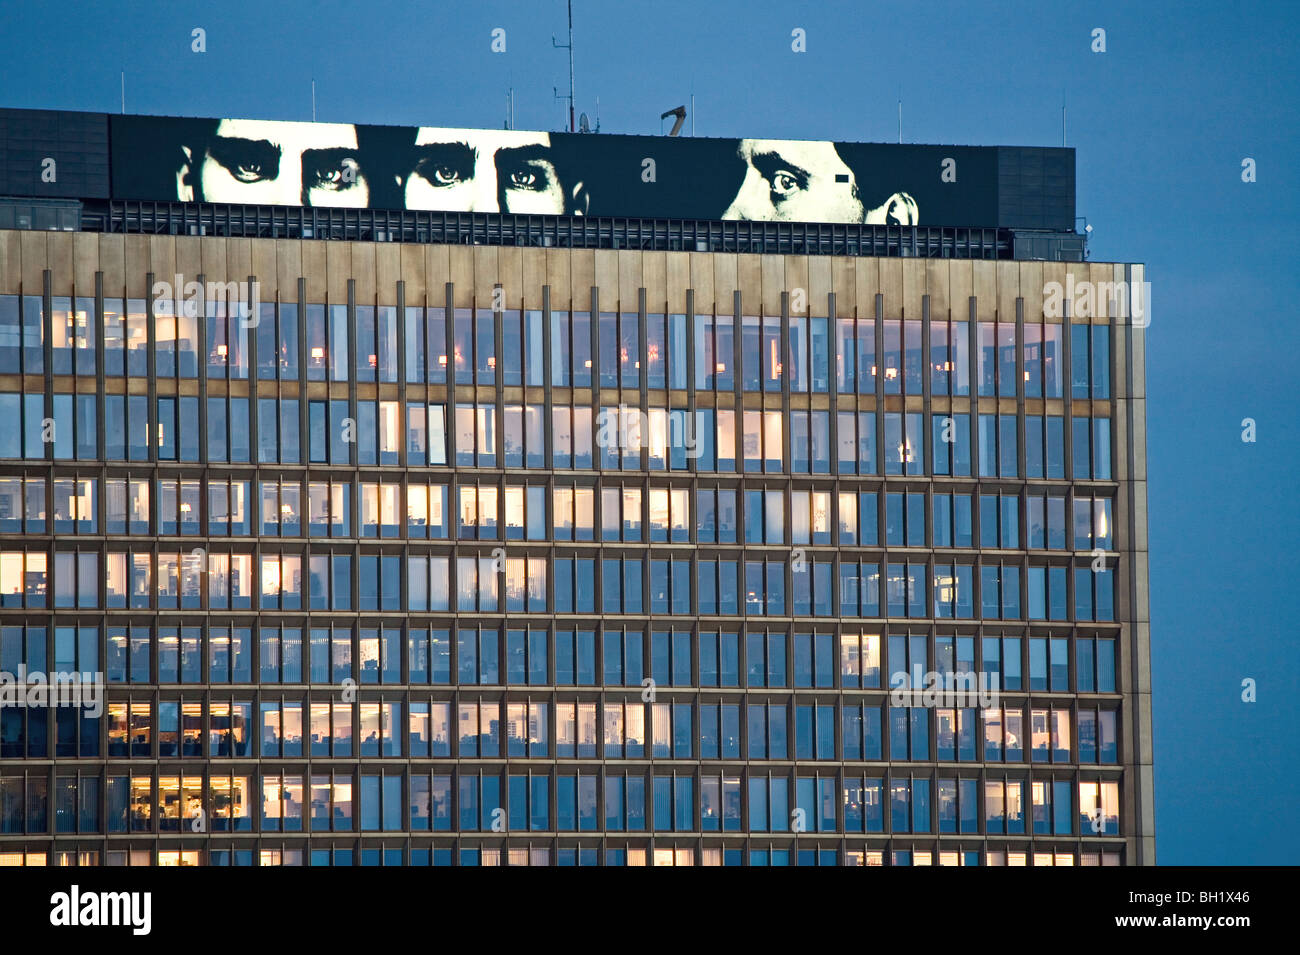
(552, 1, 576, 132)
(567, 0, 575, 133)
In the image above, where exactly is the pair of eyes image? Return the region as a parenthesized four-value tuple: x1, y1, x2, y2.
(208, 139, 363, 194)
(209, 138, 554, 193)
(412, 154, 554, 192)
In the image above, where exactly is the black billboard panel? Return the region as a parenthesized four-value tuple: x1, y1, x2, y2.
(0, 108, 110, 201)
(107, 113, 1071, 228)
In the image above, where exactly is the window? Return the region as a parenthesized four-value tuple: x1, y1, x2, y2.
(1079, 778, 1120, 835)
(884, 412, 925, 476)
(931, 318, 972, 395)
(885, 491, 926, 547)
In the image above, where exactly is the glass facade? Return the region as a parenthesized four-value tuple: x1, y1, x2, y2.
(0, 254, 1137, 868)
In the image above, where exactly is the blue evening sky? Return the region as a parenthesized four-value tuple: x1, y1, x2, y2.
(2, 0, 1296, 863)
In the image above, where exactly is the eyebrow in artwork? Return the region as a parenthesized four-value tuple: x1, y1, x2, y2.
(207, 137, 282, 180)
(494, 143, 555, 165)
(750, 151, 810, 190)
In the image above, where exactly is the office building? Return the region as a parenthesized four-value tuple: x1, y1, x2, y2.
(0, 107, 1152, 866)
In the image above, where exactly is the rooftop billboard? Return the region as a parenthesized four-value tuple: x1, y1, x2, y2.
(108, 113, 1061, 227)
(0, 109, 1073, 230)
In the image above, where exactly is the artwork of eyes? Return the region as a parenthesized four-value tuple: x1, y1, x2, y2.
(496, 157, 560, 195)
(304, 152, 363, 192)
(207, 138, 281, 183)
(412, 144, 476, 188)
(420, 164, 463, 187)
(103, 114, 987, 223)
(770, 170, 803, 196)
(505, 162, 553, 191)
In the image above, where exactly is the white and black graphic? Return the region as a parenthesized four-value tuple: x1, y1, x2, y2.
(404, 127, 588, 214)
(177, 118, 371, 208)
(721, 139, 918, 225)
(107, 112, 1050, 226)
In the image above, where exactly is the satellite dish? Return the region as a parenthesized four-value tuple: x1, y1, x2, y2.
(578, 112, 590, 133)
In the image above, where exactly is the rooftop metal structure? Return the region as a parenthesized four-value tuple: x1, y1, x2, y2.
(0, 197, 1087, 261)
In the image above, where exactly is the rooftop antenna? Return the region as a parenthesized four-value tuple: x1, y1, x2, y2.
(120, 70, 125, 114)
(898, 96, 902, 144)
(505, 87, 514, 130)
(690, 72, 696, 136)
(312, 79, 316, 122)
(1061, 90, 1066, 146)
(552, 0, 576, 132)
